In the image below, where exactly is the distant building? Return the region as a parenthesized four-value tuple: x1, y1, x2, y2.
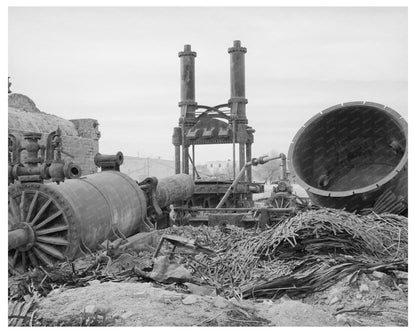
(121, 156, 175, 182)
(204, 160, 234, 179)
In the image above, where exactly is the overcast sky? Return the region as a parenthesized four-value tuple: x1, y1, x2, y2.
(8, 7, 407, 162)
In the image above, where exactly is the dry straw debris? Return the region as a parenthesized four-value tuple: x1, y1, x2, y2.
(9, 209, 407, 303)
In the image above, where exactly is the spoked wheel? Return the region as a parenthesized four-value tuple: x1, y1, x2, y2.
(8, 184, 75, 274)
(271, 193, 293, 208)
(265, 193, 296, 228)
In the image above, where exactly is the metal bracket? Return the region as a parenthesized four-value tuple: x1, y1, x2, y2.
(138, 177, 163, 217)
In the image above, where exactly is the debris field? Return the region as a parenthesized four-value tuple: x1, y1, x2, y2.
(8, 208, 408, 326)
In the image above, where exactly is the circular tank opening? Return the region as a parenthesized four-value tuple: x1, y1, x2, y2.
(70, 167, 80, 176)
(116, 152, 124, 165)
(289, 103, 407, 196)
(69, 165, 81, 178)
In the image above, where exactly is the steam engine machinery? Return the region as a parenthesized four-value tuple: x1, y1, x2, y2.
(172, 41, 262, 210)
(8, 41, 408, 275)
(8, 144, 194, 273)
(265, 156, 310, 211)
(8, 128, 81, 185)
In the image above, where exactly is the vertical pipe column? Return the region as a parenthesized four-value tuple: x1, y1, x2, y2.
(172, 127, 181, 174)
(246, 142, 253, 202)
(192, 145, 195, 180)
(174, 146, 181, 174)
(179, 45, 196, 104)
(246, 142, 252, 183)
(229, 40, 246, 107)
(239, 144, 246, 180)
(182, 146, 189, 174)
(228, 40, 248, 179)
(178, 44, 197, 175)
(281, 153, 287, 181)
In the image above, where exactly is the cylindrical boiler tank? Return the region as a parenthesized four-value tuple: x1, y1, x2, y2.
(156, 173, 195, 208)
(288, 101, 407, 212)
(8, 172, 194, 273)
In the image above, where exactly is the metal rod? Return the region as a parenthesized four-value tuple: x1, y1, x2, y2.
(174, 145, 181, 174)
(188, 149, 200, 179)
(216, 154, 284, 209)
(175, 207, 294, 213)
(246, 142, 252, 183)
(281, 153, 287, 180)
(239, 143, 245, 181)
(233, 119, 236, 179)
(192, 145, 195, 180)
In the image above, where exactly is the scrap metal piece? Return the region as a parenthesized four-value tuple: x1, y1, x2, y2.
(288, 102, 407, 213)
(153, 234, 215, 259)
(94, 151, 124, 171)
(8, 129, 81, 184)
(8, 172, 195, 273)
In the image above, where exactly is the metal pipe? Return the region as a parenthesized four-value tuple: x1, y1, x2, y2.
(175, 207, 294, 213)
(172, 126, 182, 174)
(184, 147, 189, 174)
(192, 145, 195, 180)
(216, 154, 284, 208)
(174, 145, 181, 174)
(229, 40, 246, 100)
(246, 142, 252, 183)
(281, 153, 287, 181)
(232, 119, 236, 179)
(94, 152, 124, 171)
(179, 45, 196, 103)
(239, 143, 245, 180)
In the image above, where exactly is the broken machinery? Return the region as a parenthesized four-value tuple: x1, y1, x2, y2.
(8, 171, 194, 274)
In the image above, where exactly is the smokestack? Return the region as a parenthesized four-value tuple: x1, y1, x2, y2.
(178, 44, 197, 104)
(228, 40, 247, 103)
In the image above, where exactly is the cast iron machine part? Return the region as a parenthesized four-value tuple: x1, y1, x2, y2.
(94, 151, 124, 171)
(172, 40, 255, 198)
(216, 154, 287, 209)
(8, 172, 194, 273)
(8, 128, 81, 185)
(288, 101, 407, 213)
(172, 155, 295, 228)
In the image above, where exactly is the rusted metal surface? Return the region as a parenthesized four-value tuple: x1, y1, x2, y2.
(173, 40, 259, 208)
(94, 151, 124, 171)
(179, 44, 197, 104)
(216, 155, 285, 209)
(155, 174, 195, 208)
(288, 101, 407, 213)
(8, 172, 195, 273)
(8, 129, 81, 184)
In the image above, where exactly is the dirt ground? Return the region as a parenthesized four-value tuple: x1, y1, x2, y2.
(32, 269, 407, 327)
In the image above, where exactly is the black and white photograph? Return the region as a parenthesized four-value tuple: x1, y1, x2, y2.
(6, 1, 411, 328)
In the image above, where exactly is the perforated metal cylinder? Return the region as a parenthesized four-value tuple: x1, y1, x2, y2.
(8, 171, 147, 272)
(156, 174, 195, 208)
(54, 171, 148, 247)
(288, 102, 407, 211)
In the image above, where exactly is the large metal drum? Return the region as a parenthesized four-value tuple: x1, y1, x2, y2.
(156, 173, 195, 208)
(8, 171, 148, 273)
(288, 101, 407, 212)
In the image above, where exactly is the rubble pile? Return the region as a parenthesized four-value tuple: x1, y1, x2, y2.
(161, 209, 407, 299)
(8, 208, 408, 326)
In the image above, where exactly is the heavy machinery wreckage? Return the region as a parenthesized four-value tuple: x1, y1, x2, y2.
(8, 40, 408, 273)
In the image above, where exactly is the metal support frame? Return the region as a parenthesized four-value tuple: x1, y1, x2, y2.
(216, 154, 285, 208)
